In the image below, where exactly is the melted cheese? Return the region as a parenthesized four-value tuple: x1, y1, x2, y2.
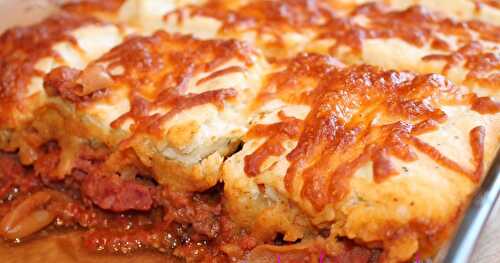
(0, 14, 132, 151)
(222, 53, 500, 262)
(161, 0, 500, 97)
(41, 32, 269, 192)
(118, 0, 208, 33)
(3, 1, 500, 262)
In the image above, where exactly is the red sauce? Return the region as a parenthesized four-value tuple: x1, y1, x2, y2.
(0, 155, 40, 201)
(81, 173, 153, 212)
(33, 141, 62, 180)
(0, 153, 231, 259)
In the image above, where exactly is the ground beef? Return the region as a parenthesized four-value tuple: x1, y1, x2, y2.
(82, 173, 154, 212)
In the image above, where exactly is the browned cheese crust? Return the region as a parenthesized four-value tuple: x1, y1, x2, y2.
(0, 0, 499, 263)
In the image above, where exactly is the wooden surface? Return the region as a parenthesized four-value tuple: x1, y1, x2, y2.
(0, 1, 498, 262)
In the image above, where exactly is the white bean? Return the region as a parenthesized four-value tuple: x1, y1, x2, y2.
(0, 191, 56, 240)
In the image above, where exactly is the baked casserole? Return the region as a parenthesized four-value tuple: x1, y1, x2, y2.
(0, 0, 499, 262)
